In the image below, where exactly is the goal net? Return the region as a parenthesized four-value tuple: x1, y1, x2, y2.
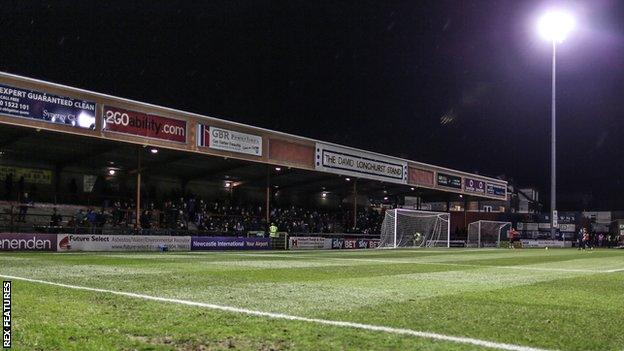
(379, 209, 450, 248)
(466, 220, 511, 248)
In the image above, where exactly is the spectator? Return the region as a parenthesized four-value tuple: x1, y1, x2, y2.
(50, 207, 63, 227)
(18, 192, 32, 222)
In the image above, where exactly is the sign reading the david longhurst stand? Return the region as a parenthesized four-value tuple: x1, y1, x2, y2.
(437, 172, 462, 189)
(486, 183, 507, 198)
(0, 83, 96, 129)
(102, 106, 187, 143)
(464, 177, 486, 193)
(197, 124, 262, 156)
(315, 143, 407, 184)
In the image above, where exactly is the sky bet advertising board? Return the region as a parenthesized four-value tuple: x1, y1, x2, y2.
(0, 83, 96, 129)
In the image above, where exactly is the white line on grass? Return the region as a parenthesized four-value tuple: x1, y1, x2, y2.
(605, 268, 624, 273)
(0, 274, 551, 351)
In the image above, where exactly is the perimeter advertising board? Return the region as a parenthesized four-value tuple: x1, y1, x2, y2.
(0, 83, 96, 129)
(315, 143, 407, 184)
(191, 236, 271, 250)
(197, 124, 262, 156)
(102, 106, 187, 143)
(289, 236, 332, 250)
(464, 177, 485, 193)
(331, 238, 380, 249)
(0, 233, 57, 251)
(520, 240, 571, 248)
(56, 234, 191, 251)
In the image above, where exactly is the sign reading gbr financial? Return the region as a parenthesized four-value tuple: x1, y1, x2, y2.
(315, 143, 407, 183)
(197, 124, 262, 156)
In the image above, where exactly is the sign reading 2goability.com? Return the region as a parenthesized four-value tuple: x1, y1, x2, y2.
(3, 280, 10, 349)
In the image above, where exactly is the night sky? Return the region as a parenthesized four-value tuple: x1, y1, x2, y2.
(2, 1, 624, 210)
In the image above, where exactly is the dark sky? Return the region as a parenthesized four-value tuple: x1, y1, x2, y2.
(1, 1, 624, 209)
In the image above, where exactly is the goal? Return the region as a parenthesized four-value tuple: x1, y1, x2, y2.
(379, 209, 450, 248)
(466, 220, 511, 248)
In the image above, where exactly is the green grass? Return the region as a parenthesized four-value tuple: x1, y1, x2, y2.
(1, 248, 623, 350)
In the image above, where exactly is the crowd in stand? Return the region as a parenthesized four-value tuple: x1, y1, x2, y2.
(0, 195, 383, 236)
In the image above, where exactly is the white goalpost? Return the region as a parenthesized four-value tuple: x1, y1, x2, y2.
(379, 209, 450, 248)
(466, 220, 511, 248)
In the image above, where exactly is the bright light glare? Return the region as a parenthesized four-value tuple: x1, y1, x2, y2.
(77, 111, 96, 129)
(538, 11, 575, 42)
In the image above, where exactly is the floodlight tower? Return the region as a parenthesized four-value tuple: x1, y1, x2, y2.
(537, 10, 574, 238)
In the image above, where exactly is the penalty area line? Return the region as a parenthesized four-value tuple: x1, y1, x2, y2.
(0, 274, 552, 351)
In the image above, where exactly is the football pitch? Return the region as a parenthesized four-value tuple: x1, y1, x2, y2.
(1, 248, 623, 350)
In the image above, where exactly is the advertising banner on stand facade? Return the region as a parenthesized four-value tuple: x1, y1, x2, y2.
(103, 106, 187, 143)
(437, 173, 462, 189)
(191, 236, 271, 250)
(197, 125, 263, 156)
(57, 234, 191, 251)
(464, 177, 486, 193)
(315, 143, 407, 184)
(0, 233, 57, 251)
(0, 83, 96, 129)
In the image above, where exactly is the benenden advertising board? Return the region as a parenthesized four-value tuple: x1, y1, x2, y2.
(57, 234, 191, 251)
(0, 233, 57, 251)
(289, 236, 332, 250)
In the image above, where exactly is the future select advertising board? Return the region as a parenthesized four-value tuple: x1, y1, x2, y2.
(191, 236, 271, 250)
(56, 234, 191, 251)
(0, 83, 96, 129)
(102, 105, 187, 143)
(0, 233, 57, 251)
(315, 143, 407, 184)
(197, 124, 263, 157)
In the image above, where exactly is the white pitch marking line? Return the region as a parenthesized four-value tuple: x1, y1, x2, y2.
(0, 274, 551, 351)
(605, 268, 624, 273)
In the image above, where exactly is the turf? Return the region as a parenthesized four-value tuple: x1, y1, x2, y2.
(1, 248, 623, 350)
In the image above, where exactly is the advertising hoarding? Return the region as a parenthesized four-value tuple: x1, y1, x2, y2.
(0, 166, 52, 185)
(437, 173, 462, 189)
(289, 236, 331, 250)
(520, 240, 571, 248)
(197, 125, 262, 156)
(191, 236, 270, 250)
(464, 177, 485, 193)
(56, 234, 191, 251)
(0, 233, 57, 251)
(486, 183, 507, 197)
(102, 106, 187, 143)
(0, 83, 96, 129)
(331, 238, 380, 249)
(315, 143, 407, 183)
